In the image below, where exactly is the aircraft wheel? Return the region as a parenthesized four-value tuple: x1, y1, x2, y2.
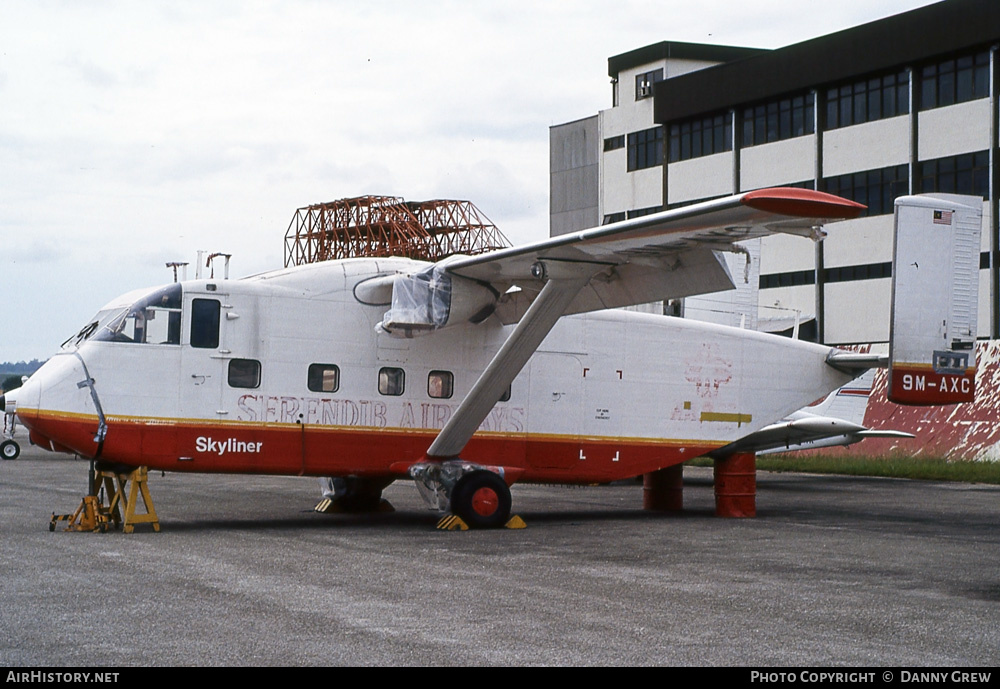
(1, 439, 20, 460)
(450, 470, 511, 529)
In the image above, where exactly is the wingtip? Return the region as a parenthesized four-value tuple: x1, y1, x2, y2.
(741, 187, 867, 220)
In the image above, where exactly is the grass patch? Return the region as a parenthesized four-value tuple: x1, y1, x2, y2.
(688, 454, 1000, 484)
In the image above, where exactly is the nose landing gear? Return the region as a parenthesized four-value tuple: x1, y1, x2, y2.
(2, 407, 20, 460)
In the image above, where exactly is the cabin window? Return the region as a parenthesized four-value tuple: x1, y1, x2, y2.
(427, 371, 453, 399)
(308, 364, 340, 393)
(191, 299, 221, 349)
(378, 367, 405, 396)
(228, 359, 261, 389)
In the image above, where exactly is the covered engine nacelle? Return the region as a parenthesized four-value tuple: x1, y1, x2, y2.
(379, 264, 498, 337)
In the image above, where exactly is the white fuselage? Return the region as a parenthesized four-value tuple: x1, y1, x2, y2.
(12, 258, 853, 483)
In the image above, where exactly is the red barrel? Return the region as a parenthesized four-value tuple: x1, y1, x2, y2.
(713, 453, 756, 518)
(643, 464, 684, 511)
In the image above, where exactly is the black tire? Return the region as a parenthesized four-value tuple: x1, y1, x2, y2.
(1, 440, 20, 461)
(450, 470, 512, 529)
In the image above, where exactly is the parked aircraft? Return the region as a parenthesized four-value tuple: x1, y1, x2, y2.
(0, 189, 982, 527)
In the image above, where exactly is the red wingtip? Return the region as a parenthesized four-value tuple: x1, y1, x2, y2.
(741, 187, 866, 220)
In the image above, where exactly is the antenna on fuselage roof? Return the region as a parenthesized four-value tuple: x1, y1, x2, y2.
(166, 262, 189, 283)
(194, 251, 231, 280)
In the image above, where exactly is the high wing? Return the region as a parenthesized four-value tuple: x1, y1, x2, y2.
(413, 187, 865, 460)
(447, 188, 864, 323)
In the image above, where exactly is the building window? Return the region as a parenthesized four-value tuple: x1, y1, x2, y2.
(427, 371, 453, 399)
(627, 205, 663, 219)
(824, 262, 892, 283)
(920, 51, 990, 110)
(759, 262, 893, 289)
(918, 151, 989, 198)
(759, 268, 815, 289)
(378, 367, 405, 396)
(778, 180, 815, 190)
(603, 212, 626, 225)
(603, 135, 625, 152)
(742, 93, 814, 147)
(307, 364, 340, 393)
(825, 70, 909, 129)
(823, 164, 908, 217)
(664, 194, 730, 212)
(228, 359, 261, 389)
(627, 126, 663, 171)
(668, 113, 732, 162)
(635, 68, 663, 100)
(190, 299, 220, 349)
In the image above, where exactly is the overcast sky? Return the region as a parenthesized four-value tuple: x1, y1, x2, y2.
(1, 0, 938, 362)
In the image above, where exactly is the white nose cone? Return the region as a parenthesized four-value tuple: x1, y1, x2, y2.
(10, 354, 84, 423)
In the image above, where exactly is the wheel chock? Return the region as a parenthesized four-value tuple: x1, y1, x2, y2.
(436, 514, 526, 530)
(504, 515, 527, 529)
(314, 497, 395, 514)
(436, 514, 469, 530)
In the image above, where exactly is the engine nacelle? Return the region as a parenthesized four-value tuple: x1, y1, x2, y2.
(379, 264, 497, 337)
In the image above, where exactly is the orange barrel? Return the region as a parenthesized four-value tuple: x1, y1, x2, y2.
(713, 452, 756, 518)
(643, 464, 684, 511)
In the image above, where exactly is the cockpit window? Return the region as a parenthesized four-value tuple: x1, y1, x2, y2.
(78, 284, 183, 346)
(62, 308, 124, 349)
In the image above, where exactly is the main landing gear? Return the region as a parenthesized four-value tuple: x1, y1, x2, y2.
(410, 461, 523, 530)
(449, 470, 513, 529)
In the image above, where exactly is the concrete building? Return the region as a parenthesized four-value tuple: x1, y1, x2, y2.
(550, 0, 1000, 346)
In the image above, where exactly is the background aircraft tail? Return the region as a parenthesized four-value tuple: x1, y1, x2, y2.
(888, 194, 982, 405)
(804, 368, 876, 425)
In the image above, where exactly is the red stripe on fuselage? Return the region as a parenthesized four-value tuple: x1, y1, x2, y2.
(24, 412, 719, 484)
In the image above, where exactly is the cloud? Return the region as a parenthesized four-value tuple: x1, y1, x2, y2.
(0, 0, 939, 361)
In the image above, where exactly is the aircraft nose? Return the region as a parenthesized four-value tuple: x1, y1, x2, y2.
(0, 386, 18, 413)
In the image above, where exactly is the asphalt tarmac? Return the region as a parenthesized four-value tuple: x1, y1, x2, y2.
(1, 443, 998, 667)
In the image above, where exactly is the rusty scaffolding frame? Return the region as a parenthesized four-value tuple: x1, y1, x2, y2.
(284, 196, 510, 267)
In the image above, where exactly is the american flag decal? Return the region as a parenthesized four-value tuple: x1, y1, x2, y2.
(933, 209, 953, 225)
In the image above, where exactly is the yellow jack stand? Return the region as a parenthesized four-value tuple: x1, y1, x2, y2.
(50, 495, 111, 532)
(100, 466, 160, 533)
(49, 466, 160, 533)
